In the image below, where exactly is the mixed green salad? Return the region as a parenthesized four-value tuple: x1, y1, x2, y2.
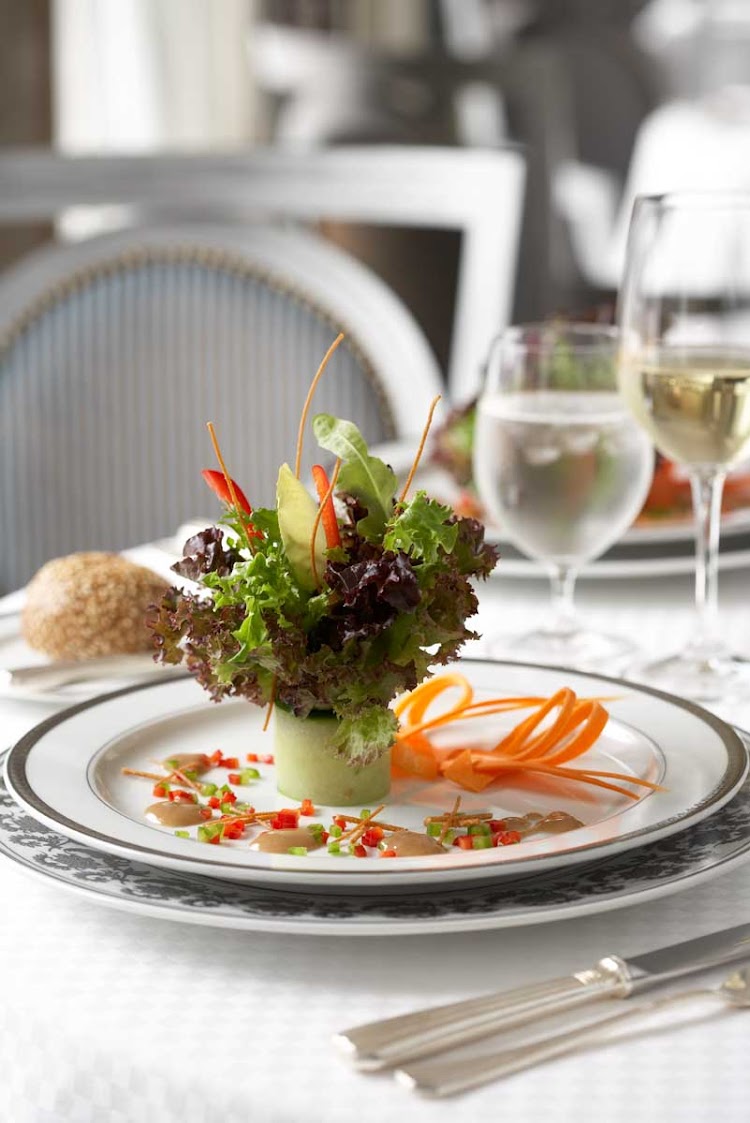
(149, 413, 498, 768)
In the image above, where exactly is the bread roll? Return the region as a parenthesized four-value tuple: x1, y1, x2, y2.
(21, 552, 169, 660)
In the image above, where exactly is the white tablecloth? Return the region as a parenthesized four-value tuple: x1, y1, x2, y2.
(1, 564, 749, 1123)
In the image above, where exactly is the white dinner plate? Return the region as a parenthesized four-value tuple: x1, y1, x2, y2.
(2, 740, 749, 935)
(4, 659, 746, 890)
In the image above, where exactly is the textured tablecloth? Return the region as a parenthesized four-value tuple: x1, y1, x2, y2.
(1, 564, 749, 1123)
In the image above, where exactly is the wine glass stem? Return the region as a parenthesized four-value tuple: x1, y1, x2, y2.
(689, 467, 726, 654)
(548, 564, 579, 637)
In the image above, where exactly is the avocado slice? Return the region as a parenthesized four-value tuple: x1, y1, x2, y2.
(276, 463, 327, 591)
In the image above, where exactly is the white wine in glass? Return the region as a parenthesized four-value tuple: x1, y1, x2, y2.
(618, 192, 750, 699)
(474, 324, 654, 667)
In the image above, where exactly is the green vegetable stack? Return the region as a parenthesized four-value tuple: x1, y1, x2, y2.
(149, 342, 498, 804)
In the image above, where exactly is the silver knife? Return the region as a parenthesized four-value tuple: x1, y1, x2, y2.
(0, 655, 182, 694)
(334, 922, 750, 1070)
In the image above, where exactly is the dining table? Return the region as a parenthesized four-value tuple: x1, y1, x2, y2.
(0, 541, 749, 1123)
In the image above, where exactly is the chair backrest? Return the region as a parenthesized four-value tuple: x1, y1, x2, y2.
(0, 223, 443, 591)
(0, 146, 526, 402)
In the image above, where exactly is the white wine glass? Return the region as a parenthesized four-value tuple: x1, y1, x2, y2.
(473, 323, 654, 668)
(618, 191, 750, 700)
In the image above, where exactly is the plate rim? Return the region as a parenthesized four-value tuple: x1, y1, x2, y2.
(2, 739, 750, 936)
(4, 659, 747, 888)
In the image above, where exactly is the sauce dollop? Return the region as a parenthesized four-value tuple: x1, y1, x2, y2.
(384, 830, 446, 857)
(145, 801, 206, 827)
(501, 811, 584, 836)
(255, 827, 325, 854)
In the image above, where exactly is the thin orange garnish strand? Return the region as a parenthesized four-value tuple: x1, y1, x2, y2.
(310, 457, 342, 587)
(263, 674, 278, 733)
(398, 394, 442, 504)
(393, 673, 664, 801)
(206, 421, 257, 551)
(294, 333, 345, 478)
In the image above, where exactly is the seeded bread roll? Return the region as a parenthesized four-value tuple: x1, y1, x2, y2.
(21, 552, 169, 660)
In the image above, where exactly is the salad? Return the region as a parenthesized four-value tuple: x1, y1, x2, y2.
(149, 338, 498, 803)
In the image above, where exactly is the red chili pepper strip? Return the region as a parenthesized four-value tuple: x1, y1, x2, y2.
(311, 465, 342, 549)
(201, 469, 252, 515)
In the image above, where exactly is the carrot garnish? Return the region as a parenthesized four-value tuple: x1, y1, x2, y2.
(399, 395, 442, 504)
(206, 422, 261, 549)
(393, 673, 664, 802)
(294, 333, 345, 478)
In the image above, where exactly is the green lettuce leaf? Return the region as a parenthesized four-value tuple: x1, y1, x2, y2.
(383, 491, 458, 564)
(312, 413, 396, 538)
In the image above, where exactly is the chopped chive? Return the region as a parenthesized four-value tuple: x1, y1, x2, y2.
(288, 846, 308, 856)
(174, 830, 190, 839)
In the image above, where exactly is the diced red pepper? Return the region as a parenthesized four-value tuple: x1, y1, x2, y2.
(207, 833, 221, 845)
(333, 816, 347, 829)
(228, 773, 241, 785)
(299, 799, 315, 817)
(201, 468, 253, 515)
(221, 789, 237, 805)
(320, 830, 329, 844)
(246, 753, 259, 763)
(361, 826, 385, 847)
(260, 754, 274, 765)
(352, 844, 367, 858)
(495, 830, 522, 846)
(222, 757, 239, 770)
(208, 796, 221, 809)
(209, 750, 223, 767)
(270, 809, 299, 830)
(152, 783, 168, 799)
(199, 807, 214, 820)
(489, 819, 507, 832)
(380, 849, 397, 858)
(168, 789, 196, 804)
(453, 835, 474, 850)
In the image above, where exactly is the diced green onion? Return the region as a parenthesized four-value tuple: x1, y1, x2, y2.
(308, 823, 325, 840)
(468, 823, 491, 836)
(426, 823, 442, 837)
(472, 835, 493, 849)
(174, 830, 190, 839)
(288, 846, 308, 856)
(441, 830, 456, 846)
(220, 802, 235, 814)
(165, 758, 179, 770)
(197, 823, 223, 843)
(329, 824, 343, 838)
(219, 784, 232, 794)
(201, 782, 218, 797)
(360, 809, 372, 819)
(183, 769, 198, 781)
(240, 768, 261, 784)
(327, 841, 341, 855)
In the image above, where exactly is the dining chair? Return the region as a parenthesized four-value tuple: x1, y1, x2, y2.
(0, 145, 525, 402)
(0, 223, 443, 591)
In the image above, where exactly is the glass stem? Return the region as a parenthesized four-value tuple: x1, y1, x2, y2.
(547, 565, 579, 637)
(688, 467, 726, 655)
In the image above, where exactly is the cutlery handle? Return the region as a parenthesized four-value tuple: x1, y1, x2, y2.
(2, 655, 173, 693)
(334, 957, 630, 1070)
(394, 988, 718, 1096)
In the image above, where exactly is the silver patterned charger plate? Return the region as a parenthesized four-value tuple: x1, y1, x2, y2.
(1, 734, 749, 937)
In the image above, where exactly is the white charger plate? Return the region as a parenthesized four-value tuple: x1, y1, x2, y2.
(2, 750, 749, 935)
(4, 659, 746, 890)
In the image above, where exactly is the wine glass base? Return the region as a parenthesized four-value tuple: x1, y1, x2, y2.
(486, 627, 638, 673)
(625, 650, 748, 704)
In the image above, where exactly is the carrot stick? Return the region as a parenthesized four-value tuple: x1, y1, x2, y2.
(310, 457, 342, 586)
(399, 395, 442, 504)
(294, 334, 345, 478)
